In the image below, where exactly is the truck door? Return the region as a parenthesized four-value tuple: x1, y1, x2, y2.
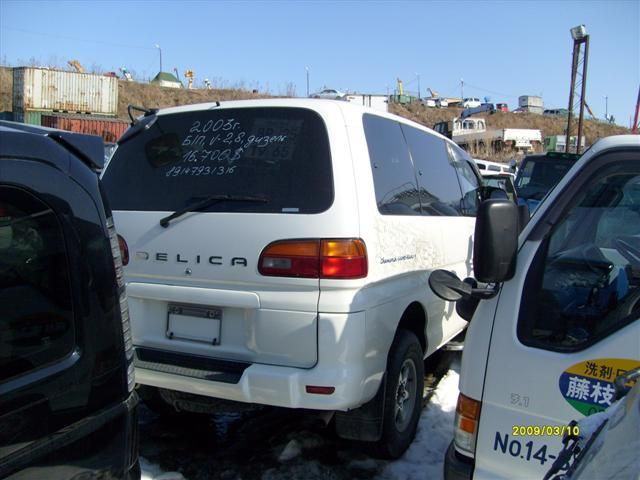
(474, 151, 640, 479)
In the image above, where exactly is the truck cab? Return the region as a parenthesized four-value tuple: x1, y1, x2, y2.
(429, 135, 640, 479)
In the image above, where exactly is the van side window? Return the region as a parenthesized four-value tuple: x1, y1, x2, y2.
(401, 124, 463, 216)
(0, 187, 74, 381)
(363, 114, 421, 215)
(518, 165, 640, 351)
(447, 144, 480, 216)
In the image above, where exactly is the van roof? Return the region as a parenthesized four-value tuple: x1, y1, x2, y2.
(144, 98, 459, 146)
(155, 98, 371, 116)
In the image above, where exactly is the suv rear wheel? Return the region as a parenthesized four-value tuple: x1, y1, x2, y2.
(371, 329, 424, 459)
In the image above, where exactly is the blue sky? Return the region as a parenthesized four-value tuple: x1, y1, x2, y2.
(1, 0, 638, 126)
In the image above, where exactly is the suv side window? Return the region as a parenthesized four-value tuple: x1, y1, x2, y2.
(0, 186, 74, 381)
(401, 124, 463, 216)
(447, 143, 480, 216)
(363, 114, 421, 215)
(518, 163, 640, 350)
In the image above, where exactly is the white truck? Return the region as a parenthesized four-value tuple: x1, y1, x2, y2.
(433, 117, 542, 153)
(429, 134, 640, 479)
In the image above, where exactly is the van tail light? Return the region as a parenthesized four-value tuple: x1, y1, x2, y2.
(106, 216, 135, 393)
(259, 239, 367, 279)
(453, 393, 481, 456)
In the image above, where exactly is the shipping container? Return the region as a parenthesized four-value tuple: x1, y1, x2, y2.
(41, 114, 129, 143)
(13, 67, 118, 115)
(13, 110, 46, 126)
(518, 95, 544, 108)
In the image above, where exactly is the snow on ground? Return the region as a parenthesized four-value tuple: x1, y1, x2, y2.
(141, 457, 186, 480)
(374, 369, 460, 480)
(140, 364, 461, 480)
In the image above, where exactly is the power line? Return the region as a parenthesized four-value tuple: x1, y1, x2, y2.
(1, 26, 154, 50)
(462, 82, 520, 100)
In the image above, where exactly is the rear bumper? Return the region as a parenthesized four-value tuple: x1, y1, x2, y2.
(444, 441, 474, 480)
(135, 311, 382, 411)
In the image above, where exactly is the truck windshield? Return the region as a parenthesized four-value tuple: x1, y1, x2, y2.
(102, 107, 333, 214)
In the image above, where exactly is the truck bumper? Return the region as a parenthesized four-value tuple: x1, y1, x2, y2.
(444, 441, 474, 480)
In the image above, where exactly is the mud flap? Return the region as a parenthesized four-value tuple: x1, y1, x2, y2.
(335, 375, 386, 442)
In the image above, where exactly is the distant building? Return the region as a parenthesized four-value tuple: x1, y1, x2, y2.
(518, 95, 544, 115)
(151, 72, 182, 89)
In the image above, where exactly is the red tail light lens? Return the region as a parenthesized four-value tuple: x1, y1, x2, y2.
(117, 234, 129, 266)
(259, 239, 367, 279)
(321, 239, 367, 278)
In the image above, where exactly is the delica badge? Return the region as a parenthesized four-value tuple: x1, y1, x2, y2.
(559, 358, 640, 416)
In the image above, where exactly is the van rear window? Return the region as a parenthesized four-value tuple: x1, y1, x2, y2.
(102, 107, 333, 214)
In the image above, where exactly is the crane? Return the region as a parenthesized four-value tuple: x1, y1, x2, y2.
(68, 60, 85, 74)
(184, 69, 194, 89)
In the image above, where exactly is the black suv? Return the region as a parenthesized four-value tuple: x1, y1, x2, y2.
(0, 121, 139, 479)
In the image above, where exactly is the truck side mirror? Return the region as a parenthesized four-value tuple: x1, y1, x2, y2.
(474, 199, 518, 283)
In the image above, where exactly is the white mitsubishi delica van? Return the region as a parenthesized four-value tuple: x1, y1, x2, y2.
(429, 135, 640, 478)
(102, 99, 482, 457)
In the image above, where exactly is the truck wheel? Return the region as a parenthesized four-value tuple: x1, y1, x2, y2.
(370, 329, 424, 459)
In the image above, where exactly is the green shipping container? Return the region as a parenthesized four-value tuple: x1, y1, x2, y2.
(13, 110, 46, 126)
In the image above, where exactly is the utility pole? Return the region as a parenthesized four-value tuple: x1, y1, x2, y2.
(565, 25, 589, 154)
(154, 44, 162, 73)
(632, 85, 640, 134)
(415, 73, 420, 99)
(305, 67, 310, 97)
(460, 78, 464, 99)
(605, 96, 608, 119)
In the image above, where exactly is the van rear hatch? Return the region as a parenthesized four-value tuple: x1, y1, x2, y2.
(101, 105, 335, 369)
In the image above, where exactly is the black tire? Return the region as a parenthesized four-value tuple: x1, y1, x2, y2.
(370, 329, 424, 459)
(136, 385, 181, 417)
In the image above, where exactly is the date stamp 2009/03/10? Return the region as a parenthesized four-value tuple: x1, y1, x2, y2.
(512, 425, 580, 437)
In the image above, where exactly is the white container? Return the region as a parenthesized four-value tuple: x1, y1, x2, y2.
(518, 95, 543, 109)
(13, 67, 118, 115)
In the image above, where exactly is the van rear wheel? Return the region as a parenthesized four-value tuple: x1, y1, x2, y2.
(370, 329, 424, 459)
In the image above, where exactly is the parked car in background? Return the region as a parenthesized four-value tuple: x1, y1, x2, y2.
(461, 97, 481, 109)
(543, 108, 569, 117)
(436, 97, 449, 108)
(473, 158, 516, 179)
(310, 88, 346, 99)
(102, 98, 487, 459)
(514, 151, 580, 213)
(0, 121, 139, 479)
(496, 103, 509, 112)
(482, 174, 517, 202)
(421, 97, 437, 107)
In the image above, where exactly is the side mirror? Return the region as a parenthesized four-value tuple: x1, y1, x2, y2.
(428, 270, 472, 302)
(474, 199, 519, 283)
(428, 272, 490, 321)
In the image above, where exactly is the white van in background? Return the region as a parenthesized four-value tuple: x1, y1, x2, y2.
(102, 99, 484, 458)
(473, 158, 516, 179)
(430, 135, 640, 479)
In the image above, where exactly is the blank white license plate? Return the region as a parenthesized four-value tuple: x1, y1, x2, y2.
(166, 305, 221, 345)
